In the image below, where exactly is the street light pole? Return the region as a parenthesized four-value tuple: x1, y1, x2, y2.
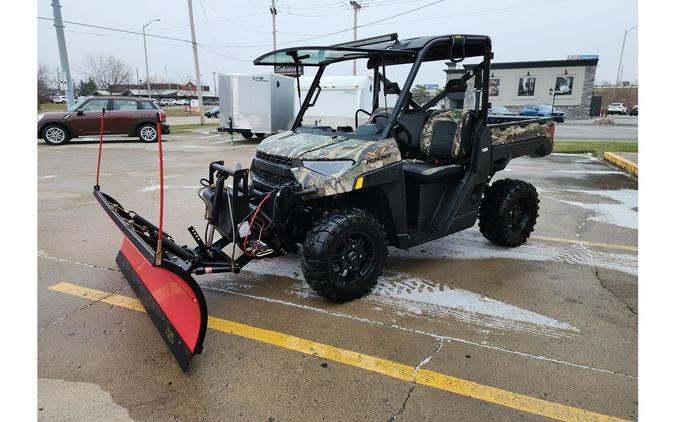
(187, 0, 205, 125)
(270, 0, 277, 50)
(350, 1, 362, 76)
(615, 25, 637, 87)
(51, 0, 75, 108)
(212, 71, 217, 97)
(143, 18, 160, 99)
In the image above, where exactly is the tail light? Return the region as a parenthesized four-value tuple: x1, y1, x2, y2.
(549, 124, 556, 144)
(159, 110, 167, 122)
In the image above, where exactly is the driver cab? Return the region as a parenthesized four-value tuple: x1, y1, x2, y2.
(254, 34, 492, 232)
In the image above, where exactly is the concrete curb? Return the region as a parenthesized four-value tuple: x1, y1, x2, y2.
(604, 152, 638, 177)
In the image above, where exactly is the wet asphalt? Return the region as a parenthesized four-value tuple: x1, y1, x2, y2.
(38, 132, 637, 421)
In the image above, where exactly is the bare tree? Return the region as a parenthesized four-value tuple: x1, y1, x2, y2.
(84, 54, 132, 93)
(147, 75, 168, 98)
(38, 63, 54, 105)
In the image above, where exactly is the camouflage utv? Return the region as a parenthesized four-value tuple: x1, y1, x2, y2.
(95, 33, 555, 370)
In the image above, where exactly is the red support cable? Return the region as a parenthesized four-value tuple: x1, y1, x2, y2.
(154, 118, 164, 266)
(94, 108, 106, 189)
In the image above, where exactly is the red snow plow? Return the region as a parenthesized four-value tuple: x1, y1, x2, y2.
(93, 110, 254, 371)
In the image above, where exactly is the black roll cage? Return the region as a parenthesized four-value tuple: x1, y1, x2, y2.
(287, 35, 492, 138)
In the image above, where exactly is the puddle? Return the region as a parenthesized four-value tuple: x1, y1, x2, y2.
(541, 188, 638, 230)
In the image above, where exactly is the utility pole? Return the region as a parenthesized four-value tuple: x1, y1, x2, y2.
(143, 19, 160, 98)
(212, 71, 217, 97)
(188, 0, 205, 125)
(51, 0, 75, 107)
(270, 0, 278, 50)
(56, 67, 61, 91)
(350, 1, 362, 75)
(136, 68, 140, 88)
(615, 25, 637, 87)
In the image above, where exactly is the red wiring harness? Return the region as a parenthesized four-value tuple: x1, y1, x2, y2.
(243, 191, 273, 256)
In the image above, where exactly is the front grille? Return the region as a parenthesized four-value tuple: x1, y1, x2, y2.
(251, 165, 297, 187)
(256, 151, 293, 166)
(251, 151, 298, 190)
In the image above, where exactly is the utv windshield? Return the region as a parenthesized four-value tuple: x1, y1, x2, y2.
(254, 47, 413, 67)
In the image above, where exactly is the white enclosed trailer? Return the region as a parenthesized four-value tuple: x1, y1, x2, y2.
(296, 75, 397, 129)
(218, 73, 295, 138)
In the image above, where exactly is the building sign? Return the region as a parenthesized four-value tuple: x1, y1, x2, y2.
(180, 82, 196, 91)
(489, 78, 500, 96)
(567, 54, 599, 60)
(555, 75, 574, 95)
(184, 98, 200, 112)
(518, 77, 536, 96)
(274, 65, 304, 76)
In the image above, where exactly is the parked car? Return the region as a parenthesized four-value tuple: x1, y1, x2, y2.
(37, 96, 170, 145)
(629, 105, 638, 116)
(52, 95, 67, 104)
(204, 106, 219, 118)
(519, 104, 566, 123)
(175, 98, 190, 106)
(158, 98, 177, 107)
(488, 105, 517, 116)
(607, 103, 628, 115)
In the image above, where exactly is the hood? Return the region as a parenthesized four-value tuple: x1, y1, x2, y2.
(256, 130, 385, 161)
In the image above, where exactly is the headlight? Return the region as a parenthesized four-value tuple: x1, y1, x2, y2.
(37, 114, 44, 121)
(302, 160, 354, 176)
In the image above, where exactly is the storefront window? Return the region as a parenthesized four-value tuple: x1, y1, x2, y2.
(518, 77, 536, 96)
(555, 75, 574, 95)
(489, 78, 500, 96)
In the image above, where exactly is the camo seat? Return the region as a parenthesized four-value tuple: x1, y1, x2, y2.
(402, 109, 475, 184)
(419, 109, 476, 163)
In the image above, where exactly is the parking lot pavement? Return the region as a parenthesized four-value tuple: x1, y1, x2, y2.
(38, 134, 637, 421)
(555, 121, 637, 141)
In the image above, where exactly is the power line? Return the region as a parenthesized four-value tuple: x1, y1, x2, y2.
(37, 16, 193, 44)
(203, 0, 446, 48)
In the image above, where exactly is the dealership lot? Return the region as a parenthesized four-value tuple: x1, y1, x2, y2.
(38, 133, 637, 421)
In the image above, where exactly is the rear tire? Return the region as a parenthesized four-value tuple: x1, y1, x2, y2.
(255, 132, 266, 138)
(137, 123, 158, 142)
(42, 124, 70, 145)
(478, 179, 539, 247)
(301, 208, 387, 302)
(242, 131, 254, 139)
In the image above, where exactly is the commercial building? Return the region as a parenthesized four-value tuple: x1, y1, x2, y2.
(446, 57, 598, 120)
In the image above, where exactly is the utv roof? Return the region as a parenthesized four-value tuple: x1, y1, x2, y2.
(253, 33, 491, 68)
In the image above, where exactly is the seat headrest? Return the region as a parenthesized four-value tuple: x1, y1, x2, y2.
(445, 78, 467, 93)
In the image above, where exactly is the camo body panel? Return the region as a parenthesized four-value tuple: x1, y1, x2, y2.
(257, 131, 401, 197)
(291, 139, 401, 197)
(257, 131, 347, 158)
(491, 120, 553, 145)
(419, 109, 464, 158)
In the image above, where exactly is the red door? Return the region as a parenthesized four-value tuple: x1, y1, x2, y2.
(70, 98, 111, 136)
(108, 99, 141, 135)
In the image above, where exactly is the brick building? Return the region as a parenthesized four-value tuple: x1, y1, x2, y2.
(446, 57, 599, 120)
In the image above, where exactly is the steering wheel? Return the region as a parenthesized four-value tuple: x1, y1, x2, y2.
(368, 113, 414, 148)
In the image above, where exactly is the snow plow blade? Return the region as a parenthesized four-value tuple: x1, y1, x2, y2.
(94, 190, 207, 371)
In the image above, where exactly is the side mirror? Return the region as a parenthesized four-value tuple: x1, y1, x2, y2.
(76, 108, 84, 116)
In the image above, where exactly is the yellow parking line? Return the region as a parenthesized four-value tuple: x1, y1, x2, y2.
(49, 282, 631, 422)
(531, 235, 637, 252)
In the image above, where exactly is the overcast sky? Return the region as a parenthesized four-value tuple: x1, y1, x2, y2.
(37, 0, 638, 89)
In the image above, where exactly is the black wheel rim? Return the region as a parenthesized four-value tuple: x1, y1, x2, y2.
(509, 197, 531, 232)
(331, 232, 375, 286)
